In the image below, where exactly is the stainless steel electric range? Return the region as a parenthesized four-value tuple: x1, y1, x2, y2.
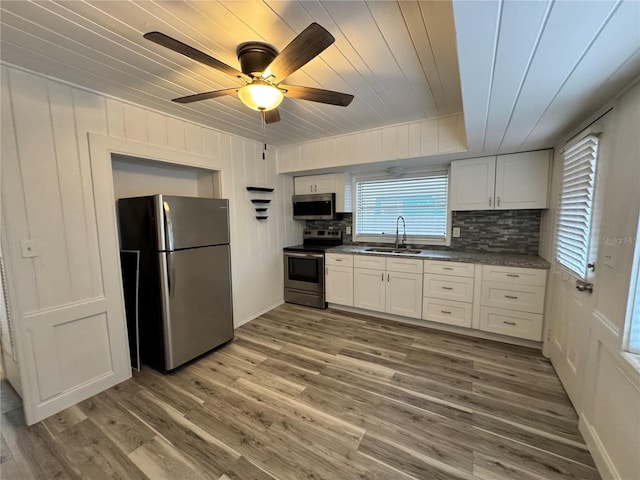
(283, 229, 343, 309)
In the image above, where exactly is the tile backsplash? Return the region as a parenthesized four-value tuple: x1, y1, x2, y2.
(306, 210, 542, 255)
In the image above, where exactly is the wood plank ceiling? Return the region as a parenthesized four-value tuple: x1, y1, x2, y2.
(1, 1, 638, 152)
(0, 0, 462, 147)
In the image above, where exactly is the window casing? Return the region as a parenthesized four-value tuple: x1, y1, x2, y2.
(555, 135, 599, 279)
(354, 173, 449, 245)
(625, 217, 640, 356)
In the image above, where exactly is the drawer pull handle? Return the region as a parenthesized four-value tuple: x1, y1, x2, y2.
(442, 267, 454, 270)
(504, 295, 519, 299)
(506, 274, 520, 278)
(336, 259, 343, 262)
(440, 310, 452, 314)
(503, 321, 517, 326)
(442, 286, 453, 290)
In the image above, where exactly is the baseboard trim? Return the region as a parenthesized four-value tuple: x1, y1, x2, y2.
(579, 416, 619, 480)
(328, 303, 542, 349)
(234, 301, 284, 328)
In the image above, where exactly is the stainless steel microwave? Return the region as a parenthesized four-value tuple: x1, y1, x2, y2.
(292, 193, 335, 220)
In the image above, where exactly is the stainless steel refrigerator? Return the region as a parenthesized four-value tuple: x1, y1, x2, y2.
(118, 195, 234, 371)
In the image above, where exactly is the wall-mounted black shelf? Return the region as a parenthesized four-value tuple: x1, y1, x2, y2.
(247, 186, 273, 221)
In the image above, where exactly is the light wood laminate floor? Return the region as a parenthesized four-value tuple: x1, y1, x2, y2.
(1, 304, 600, 479)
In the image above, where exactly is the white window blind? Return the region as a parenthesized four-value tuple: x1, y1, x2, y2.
(355, 174, 448, 239)
(555, 135, 599, 279)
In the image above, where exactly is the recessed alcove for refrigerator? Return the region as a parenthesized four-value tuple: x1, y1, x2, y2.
(111, 153, 220, 201)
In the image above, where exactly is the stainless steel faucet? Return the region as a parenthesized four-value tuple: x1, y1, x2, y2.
(395, 215, 407, 248)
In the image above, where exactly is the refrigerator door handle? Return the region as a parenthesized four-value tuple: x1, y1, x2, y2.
(163, 200, 175, 251)
(167, 252, 175, 298)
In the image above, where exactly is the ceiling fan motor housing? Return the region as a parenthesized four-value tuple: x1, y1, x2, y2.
(236, 42, 279, 77)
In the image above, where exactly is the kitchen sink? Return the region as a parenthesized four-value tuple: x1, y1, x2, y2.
(364, 247, 422, 254)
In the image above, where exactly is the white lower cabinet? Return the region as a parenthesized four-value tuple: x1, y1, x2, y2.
(386, 271, 423, 319)
(478, 265, 547, 341)
(353, 268, 386, 311)
(423, 297, 473, 328)
(479, 306, 543, 341)
(352, 256, 422, 319)
(422, 260, 475, 327)
(326, 254, 354, 306)
(327, 253, 548, 344)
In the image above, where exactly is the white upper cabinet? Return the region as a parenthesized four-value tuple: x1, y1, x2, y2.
(293, 173, 352, 212)
(449, 156, 496, 210)
(450, 150, 551, 210)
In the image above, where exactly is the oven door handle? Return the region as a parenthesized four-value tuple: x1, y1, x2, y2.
(285, 252, 324, 259)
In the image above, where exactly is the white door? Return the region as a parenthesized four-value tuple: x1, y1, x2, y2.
(353, 268, 385, 312)
(386, 272, 423, 319)
(546, 118, 610, 412)
(326, 265, 354, 306)
(547, 267, 597, 410)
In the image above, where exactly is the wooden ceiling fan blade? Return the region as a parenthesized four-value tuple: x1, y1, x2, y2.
(144, 32, 248, 81)
(264, 108, 281, 124)
(282, 84, 354, 106)
(264, 23, 334, 82)
(172, 88, 239, 104)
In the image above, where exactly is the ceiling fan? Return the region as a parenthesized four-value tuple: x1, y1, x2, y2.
(144, 23, 354, 124)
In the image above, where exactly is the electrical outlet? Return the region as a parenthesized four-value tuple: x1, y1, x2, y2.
(346, 226, 352, 235)
(452, 227, 461, 238)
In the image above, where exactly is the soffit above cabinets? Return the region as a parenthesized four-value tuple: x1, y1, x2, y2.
(1, 1, 638, 151)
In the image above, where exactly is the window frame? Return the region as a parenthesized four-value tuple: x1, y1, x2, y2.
(352, 170, 451, 246)
(624, 215, 640, 358)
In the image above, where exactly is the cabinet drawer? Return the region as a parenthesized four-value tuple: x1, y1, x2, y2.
(325, 254, 353, 267)
(354, 255, 386, 270)
(422, 298, 472, 328)
(424, 260, 475, 277)
(482, 265, 547, 286)
(386, 257, 423, 274)
(481, 281, 545, 314)
(479, 306, 543, 341)
(423, 274, 474, 302)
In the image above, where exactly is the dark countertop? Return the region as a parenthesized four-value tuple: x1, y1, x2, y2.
(326, 245, 551, 269)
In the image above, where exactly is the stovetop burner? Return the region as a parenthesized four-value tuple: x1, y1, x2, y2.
(283, 229, 343, 253)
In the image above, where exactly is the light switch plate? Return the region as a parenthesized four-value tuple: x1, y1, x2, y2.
(452, 227, 461, 238)
(346, 226, 352, 235)
(20, 239, 40, 258)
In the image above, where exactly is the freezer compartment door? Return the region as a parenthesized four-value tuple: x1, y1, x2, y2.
(162, 196, 229, 249)
(161, 245, 233, 370)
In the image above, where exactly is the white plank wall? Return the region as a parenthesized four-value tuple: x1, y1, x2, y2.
(276, 114, 467, 173)
(540, 81, 640, 480)
(1, 64, 302, 424)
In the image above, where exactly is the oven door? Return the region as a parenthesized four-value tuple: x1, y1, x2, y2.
(284, 251, 324, 293)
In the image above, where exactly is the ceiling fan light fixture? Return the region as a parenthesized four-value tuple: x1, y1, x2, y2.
(238, 81, 283, 111)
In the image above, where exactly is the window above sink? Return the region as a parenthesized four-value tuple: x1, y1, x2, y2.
(353, 171, 450, 247)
